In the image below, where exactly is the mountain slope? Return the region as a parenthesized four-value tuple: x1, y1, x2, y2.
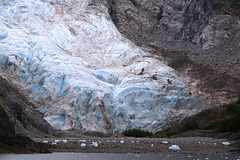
(0, 76, 53, 153)
(154, 98, 240, 139)
(105, 0, 240, 105)
(0, 76, 54, 138)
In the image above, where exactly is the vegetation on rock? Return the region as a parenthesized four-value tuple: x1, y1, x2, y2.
(212, 0, 240, 16)
(123, 129, 153, 137)
(155, 98, 240, 137)
(203, 100, 240, 132)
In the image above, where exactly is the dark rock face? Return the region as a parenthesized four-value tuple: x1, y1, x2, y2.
(105, 0, 214, 47)
(104, 0, 240, 104)
(0, 76, 54, 153)
(0, 76, 54, 138)
(0, 136, 50, 153)
(0, 103, 15, 136)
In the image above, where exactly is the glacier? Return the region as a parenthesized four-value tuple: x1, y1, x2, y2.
(0, 0, 207, 134)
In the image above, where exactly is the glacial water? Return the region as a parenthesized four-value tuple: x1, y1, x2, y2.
(0, 153, 239, 160)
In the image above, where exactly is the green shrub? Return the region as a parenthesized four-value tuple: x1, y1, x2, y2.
(230, 0, 240, 8)
(226, 103, 238, 114)
(181, 121, 199, 132)
(166, 131, 178, 137)
(203, 113, 240, 132)
(123, 129, 153, 137)
(236, 97, 240, 104)
(202, 120, 223, 130)
(219, 113, 240, 132)
(212, 0, 240, 16)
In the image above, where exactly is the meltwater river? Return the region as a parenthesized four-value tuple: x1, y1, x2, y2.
(0, 153, 239, 160)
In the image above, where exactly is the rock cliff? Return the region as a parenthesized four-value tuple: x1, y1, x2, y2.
(0, 76, 53, 153)
(105, 0, 240, 104)
(0, 76, 54, 138)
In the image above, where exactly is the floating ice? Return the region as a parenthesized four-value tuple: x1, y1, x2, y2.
(81, 143, 86, 148)
(54, 140, 62, 143)
(222, 142, 231, 146)
(161, 141, 168, 144)
(42, 141, 48, 144)
(79, 140, 86, 143)
(63, 140, 68, 143)
(120, 140, 124, 144)
(92, 142, 98, 147)
(52, 142, 57, 145)
(169, 145, 181, 151)
(151, 144, 154, 147)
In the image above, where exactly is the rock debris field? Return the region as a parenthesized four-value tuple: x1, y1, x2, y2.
(34, 137, 237, 154)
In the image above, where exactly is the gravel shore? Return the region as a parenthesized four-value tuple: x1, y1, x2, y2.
(34, 136, 239, 154)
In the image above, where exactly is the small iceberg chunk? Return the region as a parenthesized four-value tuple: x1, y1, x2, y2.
(169, 145, 181, 151)
(161, 141, 168, 145)
(120, 140, 124, 144)
(54, 139, 62, 143)
(79, 140, 86, 143)
(81, 143, 86, 147)
(92, 141, 98, 147)
(42, 140, 48, 144)
(222, 142, 231, 146)
(63, 140, 68, 143)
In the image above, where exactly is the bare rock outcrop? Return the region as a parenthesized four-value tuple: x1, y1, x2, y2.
(104, 0, 240, 104)
(0, 76, 54, 153)
(0, 76, 54, 138)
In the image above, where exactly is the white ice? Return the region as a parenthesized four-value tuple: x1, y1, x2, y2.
(81, 143, 86, 148)
(169, 145, 181, 151)
(222, 142, 231, 146)
(92, 141, 98, 147)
